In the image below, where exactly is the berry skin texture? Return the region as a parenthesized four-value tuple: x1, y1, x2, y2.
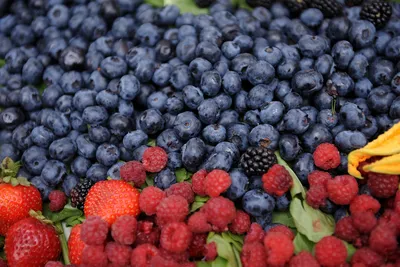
(229, 210, 251, 235)
(350, 194, 381, 214)
(351, 247, 384, 267)
(327, 175, 358, 205)
(315, 236, 347, 267)
(369, 222, 398, 256)
(150, 254, 179, 267)
(105, 242, 132, 266)
(192, 169, 208, 196)
(204, 169, 232, 197)
(81, 245, 108, 267)
(201, 196, 236, 229)
(240, 242, 267, 267)
(306, 184, 328, 209)
(156, 195, 189, 226)
(135, 221, 160, 246)
(360, 0, 392, 29)
(111, 215, 137, 245)
(335, 217, 360, 242)
(44, 261, 64, 267)
(267, 225, 295, 240)
(395, 190, 400, 214)
(264, 232, 294, 266)
(188, 211, 212, 233)
(68, 224, 86, 265)
(142, 146, 168, 173)
(130, 244, 159, 267)
(188, 233, 207, 258)
(120, 160, 147, 187)
(244, 223, 265, 244)
(204, 242, 218, 261)
(159, 248, 189, 264)
(49, 190, 67, 212)
(160, 222, 193, 253)
(166, 182, 195, 203)
(262, 164, 293, 197)
(81, 216, 109, 246)
(367, 173, 399, 199)
(139, 186, 166, 216)
(313, 143, 341, 170)
(289, 251, 320, 267)
(308, 171, 331, 188)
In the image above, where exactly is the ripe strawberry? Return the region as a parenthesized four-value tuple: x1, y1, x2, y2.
(68, 224, 87, 265)
(5, 217, 61, 267)
(84, 180, 140, 225)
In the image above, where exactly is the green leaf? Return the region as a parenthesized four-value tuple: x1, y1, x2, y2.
(65, 215, 85, 227)
(293, 232, 315, 254)
(145, 0, 164, 7)
(211, 257, 228, 267)
(175, 168, 192, 182)
(272, 211, 296, 228)
(196, 262, 212, 267)
(145, 173, 155, 187)
(147, 139, 156, 147)
(164, 0, 209, 15)
(235, 0, 252, 10)
(0, 236, 4, 248)
(207, 234, 238, 267)
(38, 83, 47, 95)
(43, 204, 84, 224)
(232, 245, 243, 267)
(195, 195, 210, 202)
(221, 232, 243, 252)
(276, 152, 306, 199)
(225, 232, 244, 245)
(0, 59, 5, 68)
(343, 241, 356, 262)
(289, 198, 335, 243)
(190, 201, 206, 213)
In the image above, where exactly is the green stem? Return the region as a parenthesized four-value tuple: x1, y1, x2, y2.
(55, 222, 70, 265)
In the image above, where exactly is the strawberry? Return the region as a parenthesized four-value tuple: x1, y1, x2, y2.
(68, 224, 86, 265)
(84, 180, 140, 225)
(5, 217, 61, 267)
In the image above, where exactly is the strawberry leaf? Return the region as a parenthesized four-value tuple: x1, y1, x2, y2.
(43, 204, 83, 224)
(195, 195, 210, 202)
(272, 211, 296, 228)
(293, 232, 315, 254)
(147, 138, 156, 147)
(190, 201, 206, 213)
(176, 168, 192, 182)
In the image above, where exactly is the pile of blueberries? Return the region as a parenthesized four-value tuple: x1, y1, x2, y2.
(0, 0, 400, 203)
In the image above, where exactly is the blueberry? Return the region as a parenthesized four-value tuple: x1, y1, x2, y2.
(285, 19, 312, 43)
(329, 72, 354, 96)
(76, 134, 98, 159)
(244, 110, 261, 127)
(152, 64, 173, 87)
(301, 124, 333, 153)
(214, 142, 240, 164)
(10, 25, 35, 46)
(320, 199, 338, 214)
(293, 153, 315, 186)
(59, 46, 85, 71)
(147, 91, 168, 112)
(55, 95, 74, 115)
(255, 46, 283, 67)
(317, 109, 338, 129)
(136, 23, 161, 46)
(231, 53, 257, 79)
(20, 86, 42, 111)
(167, 152, 182, 170)
(279, 134, 301, 162)
(202, 124, 226, 145)
(100, 56, 127, 79)
(354, 78, 373, 98)
(123, 130, 148, 151)
(226, 169, 249, 200)
(376, 114, 394, 132)
(202, 151, 233, 172)
(172, 111, 201, 141)
(326, 17, 350, 42)
(226, 123, 249, 152)
(367, 86, 396, 114)
(349, 20, 376, 49)
(105, 162, 124, 180)
(259, 101, 284, 125)
(337, 152, 349, 174)
(282, 92, 303, 110)
(62, 174, 79, 197)
(300, 8, 323, 27)
(357, 47, 376, 63)
(22, 146, 48, 175)
(0, 144, 20, 162)
(132, 145, 148, 161)
(249, 124, 280, 150)
(245, 60, 275, 86)
(182, 85, 204, 110)
(0, 130, 12, 145)
(11, 121, 35, 151)
(170, 64, 193, 90)
(331, 40, 354, 70)
(108, 113, 133, 138)
(221, 41, 240, 59)
(176, 13, 194, 27)
(348, 54, 369, 80)
(43, 65, 64, 85)
(40, 160, 67, 188)
(176, 37, 197, 63)
(242, 189, 275, 217)
(291, 69, 324, 97)
(181, 138, 206, 172)
(392, 72, 400, 95)
(283, 109, 310, 134)
(339, 103, 366, 130)
(22, 58, 43, 85)
(390, 97, 400, 119)
(360, 116, 378, 139)
(369, 58, 395, 86)
(30, 176, 51, 200)
(72, 89, 97, 112)
(71, 156, 92, 178)
(49, 137, 77, 162)
(139, 109, 165, 135)
(30, 126, 55, 148)
(385, 36, 400, 61)
(196, 99, 220, 124)
(222, 71, 241, 96)
(315, 54, 334, 79)
(154, 168, 176, 189)
(86, 163, 108, 182)
(82, 106, 109, 125)
(42, 84, 63, 108)
(334, 207, 348, 222)
(44, 111, 71, 137)
(335, 130, 367, 153)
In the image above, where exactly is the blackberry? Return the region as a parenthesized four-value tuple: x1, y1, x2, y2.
(360, 1, 392, 29)
(240, 145, 277, 176)
(307, 0, 343, 18)
(195, 0, 216, 8)
(70, 179, 95, 210)
(284, 0, 309, 15)
(344, 0, 363, 7)
(245, 0, 272, 8)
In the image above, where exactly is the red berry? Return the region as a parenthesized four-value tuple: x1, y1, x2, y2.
(351, 247, 384, 267)
(308, 170, 331, 188)
(142, 147, 168, 173)
(240, 242, 267, 267)
(192, 169, 208, 196)
(306, 184, 328, 208)
(334, 216, 360, 242)
(156, 195, 189, 226)
(289, 251, 320, 267)
(44, 261, 64, 267)
(120, 161, 147, 186)
(395, 190, 400, 214)
(350, 194, 381, 214)
(266, 225, 295, 240)
(201, 196, 236, 229)
(0, 259, 6, 267)
(135, 220, 160, 246)
(229, 210, 251, 235)
(204, 242, 217, 261)
(159, 248, 189, 263)
(188, 211, 212, 233)
(165, 182, 194, 203)
(264, 232, 294, 266)
(130, 244, 159, 267)
(369, 222, 398, 256)
(139, 186, 166, 216)
(352, 211, 377, 233)
(313, 143, 341, 170)
(160, 222, 193, 253)
(111, 215, 137, 245)
(105, 242, 131, 266)
(149, 254, 178, 267)
(262, 164, 293, 197)
(367, 173, 399, 199)
(188, 233, 207, 258)
(81, 245, 108, 267)
(380, 209, 400, 235)
(204, 169, 231, 197)
(244, 223, 265, 244)
(315, 236, 347, 267)
(81, 216, 109, 246)
(327, 175, 358, 205)
(49, 190, 67, 212)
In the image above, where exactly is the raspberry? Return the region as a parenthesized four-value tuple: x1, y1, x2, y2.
(266, 225, 295, 240)
(120, 161, 147, 187)
(0, 259, 6, 267)
(201, 196, 236, 229)
(367, 173, 399, 199)
(142, 147, 168, 173)
(262, 164, 293, 197)
(380, 209, 400, 234)
(334, 217, 360, 242)
(315, 236, 347, 267)
(81, 245, 108, 267)
(139, 186, 166, 215)
(289, 251, 320, 267)
(369, 222, 398, 256)
(181, 263, 196, 267)
(229, 210, 251, 235)
(149, 254, 178, 267)
(192, 169, 208, 196)
(350, 194, 381, 214)
(105, 242, 131, 265)
(204, 242, 217, 261)
(240, 242, 267, 267)
(308, 170, 331, 188)
(327, 175, 358, 205)
(135, 221, 160, 246)
(351, 247, 384, 267)
(111, 215, 137, 245)
(130, 244, 159, 267)
(188, 211, 212, 233)
(49, 190, 67, 212)
(352, 211, 377, 233)
(264, 232, 294, 266)
(166, 182, 195, 203)
(156, 195, 189, 226)
(188, 233, 207, 258)
(81, 216, 109, 246)
(44, 261, 64, 267)
(395, 190, 400, 214)
(159, 248, 189, 263)
(306, 184, 328, 209)
(204, 169, 232, 197)
(160, 222, 193, 253)
(313, 143, 341, 170)
(244, 223, 265, 244)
